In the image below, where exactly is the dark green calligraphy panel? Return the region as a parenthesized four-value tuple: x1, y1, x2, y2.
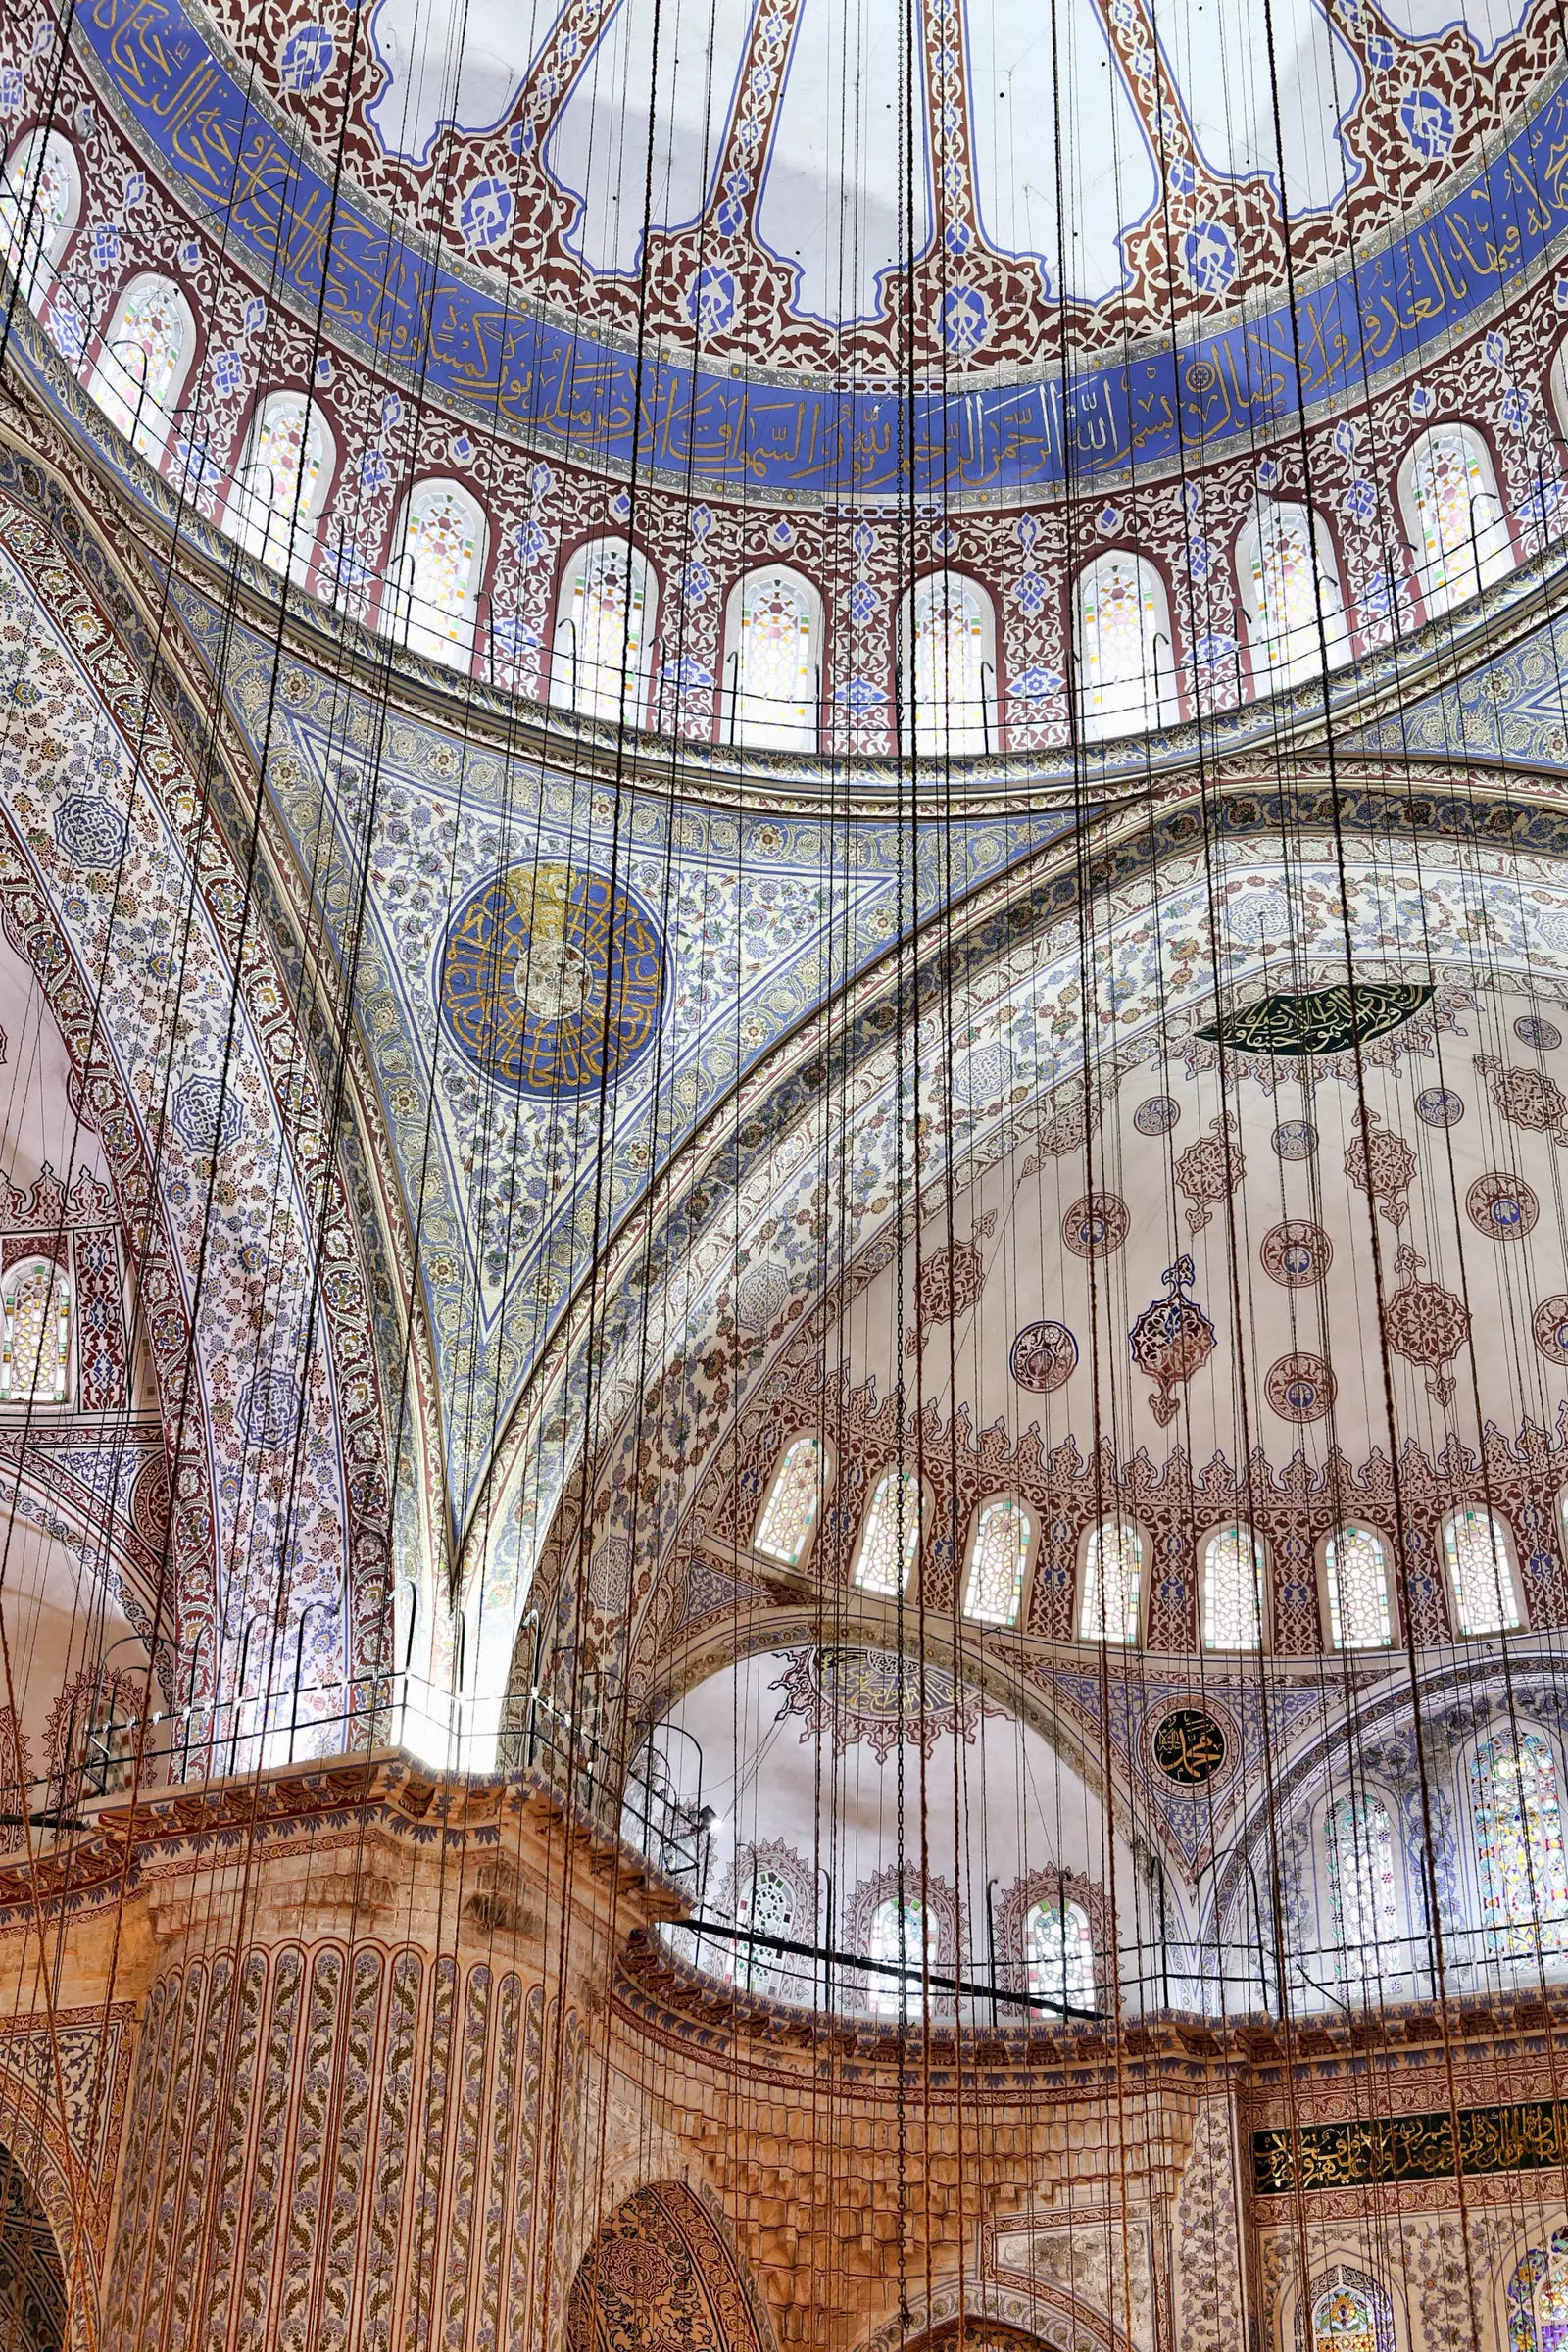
(1253, 2100, 1568, 2195)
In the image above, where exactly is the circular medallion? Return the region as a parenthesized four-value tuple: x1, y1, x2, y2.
(735, 1264, 790, 1334)
(1516, 1014, 1563, 1053)
(1415, 1086, 1465, 1128)
(1260, 1219, 1333, 1289)
(1062, 1193, 1130, 1259)
(1010, 1319, 1079, 1393)
(1271, 1119, 1318, 1162)
(1466, 1171, 1540, 1241)
(1534, 1294, 1568, 1367)
(1152, 1707, 1229, 1786)
(438, 862, 664, 1097)
(1133, 1095, 1181, 1137)
(1266, 1351, 1338, 1424)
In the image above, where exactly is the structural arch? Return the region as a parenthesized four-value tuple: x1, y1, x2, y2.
(0, 2135, 74, 2352)
(567, 2179, 777, 2352)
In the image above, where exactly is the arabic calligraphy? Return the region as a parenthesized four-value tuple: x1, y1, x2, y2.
(1197, 984, 1435, 1057)
(1152, 1707, 1229, 1786)
(1254, 2101, 1568, 2195)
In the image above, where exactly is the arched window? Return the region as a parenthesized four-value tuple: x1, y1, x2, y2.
(1079, 1520, 1143, 1644)
(0, 129, 78, 312)
(552, 538, 656, 724)
(0, 1256, 70, 1403)
(1202, 1524, 1265, 1651)
(867, 1893, 937, 2019)
(727, 1856, 797, 1997)
(1237, 501, 1348, 686)
(852, 1468, 922, 1597)
(963, 1495, 1031, 1626)
(1472, 1729, 1568, 1956)
(1024, 1897, 1094, 2012)
(1312, 2278, 1386, 2352)
(1511, 2225, 1568, 2352)
(1400, 424, 1510, 617)
(1324, 1525, 1393, 1651)
(388, 479, 486, 667)
(1324, 1793, 1398, 1981)
(1444, 1508, 1523, 1636)
(1074, 552, 1171, 739)
(901, 571, 993, 754)
(227, 391, 333, 573)
(725, 567, 819, 750)
(86, 274, 194, 457)
(754, 1435, 825, 1568)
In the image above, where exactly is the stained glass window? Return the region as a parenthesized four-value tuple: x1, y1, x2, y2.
(867, 1894, 936, 2018)
(553, 538, 653, 722)
(905, 572, 990, 754)
(1246, 502, 1346, 684)
(1472, 1731, 1568, 1957)
(230, 393, 328, 572)
(1313, 2283, 1380, 2352)
(853, 1469, 922, 1597)
(0, 1260, 70, 1403)
(963, 1496, 1031, 1626)
(754, 1436, 824, 1567)
(1515, 2228, 1568, 2352)
(1325, 1794, 1398, 1978)
(1025, 1898, 1093, 2011)
(728, 1860, 796, 1996)
(1075, 553, 1168, 738)
(0, 130, 76, 312)
(1079, 1520, 1143, 1644)
(1405, 426, 1507, 615)
(731, 569, 816, 749)
(1445, 1509, 1522, 1636)
(87, 275, 188, 455)
(395, 480, 484, 666)
(1324, 1526, 1392, 1650)
(1202, 1525, 1265, 1650)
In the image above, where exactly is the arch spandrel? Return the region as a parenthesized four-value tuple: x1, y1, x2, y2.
(568, 2181, 777, 2352)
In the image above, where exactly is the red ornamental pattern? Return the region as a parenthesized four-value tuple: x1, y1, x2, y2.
(1174, 1113, 1246, 1236)
(1010, 1320, 1078, 1395)
(1345, 1109, 1417, 1228)
(569, 2181, 772, 2352)
(1474, 1054, 1568, 1144)
(1260, 1221, 1333, 1290)
(1466, 1171, 1542, 1241)
(1061, 1194, 1130, 1260)
(1127, 1257, 1217, 1429)
(1266, 1352, 1338, 1425)
(906, 1221, 992, 1357)
(1383, 1244, 1472, 1405)
(1535, 1294, 1568, 1365)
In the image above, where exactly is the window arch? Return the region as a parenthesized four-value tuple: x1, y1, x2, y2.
(963, 1495, 1031, 1626)
(1073, 551, 1172, 739)
(1310, 2273, 1393, 2352)
(1507, 2223, 1568, 2352)
(1471, 1728, 1568, 1957)
(900, 571, 994, 754)
(1024, 1897, 1094, 2013)
(1237, 500, 1348, 686)
(852, 1468, 922, 1598)
(725, 566, 819, 750)
(1079, 1520, 1143, 1644)
(1400, 424, 1511, 617)
(1444, 1507, 1523, 1637)
(1323, 1525, 1393, 1650)
(754, 1435, 827, 1568)
(226, 391, 333, 574)
(387, 478, 486, 667)
(86, 273, 194, 458)
(726, 1853, 799, 1997)
(1202, 1524, 1265, 1651)
(0, 1256, 70, 1404)
(866, 1892, 937, 2019)
(0, 128, 79, 312)
(552, 537, 657, 724)
(1324, 1792, 1399, 1983)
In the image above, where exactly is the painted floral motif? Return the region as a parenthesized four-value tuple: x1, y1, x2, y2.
(1009, 1319, 1078, 1394)
(1345, 1106, 1417, 1226)
(1467, 1170, 1542, 1240)
(906, 1217, 992, 1355)
(1475, 1053, 1568, 1142)
(1174, 1111, 1245, 1234)
(769, 1646, 998, 1763)
(1265, 1352, 1337, 1424)
(1061, 1193, 1129, 1259)
(1534, 1294, 1568, 1365)
(1259, 1220, 1332, 1288)
(1128, 1257, 1217, 1428)
(1383, 1243, 1471, 1404)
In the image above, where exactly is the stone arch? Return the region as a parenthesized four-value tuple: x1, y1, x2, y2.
(567, 2180, 775, 2352)
(0, 2137, 68, 2352)
(863, 2278, 1136, 2352)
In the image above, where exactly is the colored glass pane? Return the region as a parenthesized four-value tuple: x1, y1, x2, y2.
(1445, 1509, 1520, 1636)
(1, 1263, 69, 1403)
(235, 395, 325, 570)
(1409, 428, 1499, 614)
(907, 572, 988, 753)
(0, 132, 74, 312)
(729, 1862, 796, 1995)
(1025, 1899, 1093, 2009)
(853, 1469, 921, 1597)
(88, 277, 185, 453)
(1472, 1732, 1568, 1956)
(964, 1496, 1030, 1626)
(1325, 1526, 1392, 1649)
(1080, 1521, 1142, 1644)
(754, 1436, 823, 1567)
(867, 1895, 936, 2018)
(1077, 554, 1163, 736)
(561, 540, 649, 721)
(1202, 1525, 1264, 1650)
(401, 483, 480, 664)
(1250, 504, 1341, 682)
(1314, 2286, 1378, 2352)
(1530, 2236, 1568, 2352)
(1325, 1794, 1398, 1977)
(734, 570, 814, 748)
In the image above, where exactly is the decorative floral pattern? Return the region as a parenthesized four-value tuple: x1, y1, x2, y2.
(1061, 1194, 1130, 1260)
(1009, 1320, 1078, 1394)
(1345, 1107, 1417, 1227)
(1467, 1171, 1542, 1241)
(1174, 1112, 1245, 1234)
(1128, 1257, 1217, 1428)
(1265, 1353, 1337, 1425)
(1383, 1244, 1471, 1405)
(1260, 1221, 1333, 1289)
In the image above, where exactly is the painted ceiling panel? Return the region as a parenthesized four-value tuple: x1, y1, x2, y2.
(1375, 0, 1536, 58)
(1157, 0, 1363, 213)
(365, 0, 565, 164)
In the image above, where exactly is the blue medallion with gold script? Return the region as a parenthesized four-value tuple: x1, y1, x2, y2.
(438, 862, 664, 1097)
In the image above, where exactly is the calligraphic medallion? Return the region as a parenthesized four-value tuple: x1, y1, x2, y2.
(438, 862, 664, 1096)
(1197, 981, 1433, 1056)
(1151, 1706, 1230, 1786)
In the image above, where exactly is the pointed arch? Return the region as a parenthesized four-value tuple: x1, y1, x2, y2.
(226, 390, 334, 576)
(386, 477, 487, 667)
(1398, 422, 1511, 617)
(724, 565, 821, 749)
(0, 129, 79, 315)
(85, 273, 196, 459)
(568, 2180, 776, 2352)
(900, 569, 995, 753)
